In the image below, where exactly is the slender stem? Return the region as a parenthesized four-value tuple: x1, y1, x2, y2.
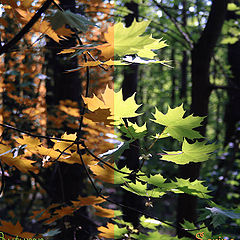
(0, 122, 84, 144)
(77, 142, 207, 236)
(83, 143, 129, 175)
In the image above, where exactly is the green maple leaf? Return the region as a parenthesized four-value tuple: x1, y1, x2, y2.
(159, 139, 217, 164)
(152, 104, 205, 141)
(139, 173, 166, 187)
(119, 121, 147, 141)
(97, 19, 167, 59)
(122, 181, 164, 198)
(113, 89, 142, 122)
(171, 178, 211, 198)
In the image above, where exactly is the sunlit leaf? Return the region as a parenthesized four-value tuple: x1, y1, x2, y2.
(96, 20, 167, 59)
(83, 85, 142, 125)
(152, 104, 205, 141)
(98, 223, 128, 239)
(159, 139, 217, 164)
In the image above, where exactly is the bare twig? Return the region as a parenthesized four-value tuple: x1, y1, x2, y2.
(152, 0, 194, 49)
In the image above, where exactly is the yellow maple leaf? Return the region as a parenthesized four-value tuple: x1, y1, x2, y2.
(58, 151, 94, 165)
(15, 135, 41, 149)
(0, 144, 38, 173)
(52, 132, 78, 153)
(82, 85, 141, 125)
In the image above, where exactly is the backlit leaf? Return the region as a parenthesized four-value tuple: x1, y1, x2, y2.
(152, 104, 205, 141)
(98, 223, 128, 239)
(83, 85, 142, 125)
(96, 20, 167, 59)
(93, 205, 114, 218)
(159, 139, 217, 164)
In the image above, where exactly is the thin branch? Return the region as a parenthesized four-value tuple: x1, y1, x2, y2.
(0, 122, 84, 144)
(152, 0, 194, 49)
(211, 84, 240, 91)
(83, 143, 129, 175)
(0, 0, 53, 55)
(77, 142, 206, 237)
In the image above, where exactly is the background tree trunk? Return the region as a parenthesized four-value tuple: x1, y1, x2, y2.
(177, 0, 228, 237)
(119, 0, 145, 227)
(45, 1, 95, 239)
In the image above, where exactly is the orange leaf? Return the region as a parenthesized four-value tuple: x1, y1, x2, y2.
(89, 163, 114, 184)
(15, 135, 41, 149)
(59, 105, 80, 117)
(93, 205, 114, 218)
(52, 132, 78, 153)
(72, 195, 105, 207)
(84, 108, 113, 125)
(58, 152, 94, 165)
(0, 220, 36, 239)
(98, 223, 114, 239)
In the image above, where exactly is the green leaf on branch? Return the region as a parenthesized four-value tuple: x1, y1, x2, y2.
(152, 104, 205, 141)
(122, 181, 165, 198)
(139, 173, 166, 187)
(159, 139, 216, 164)
(83, 86, 142, 125)
(119, 121, 147, 141)
(205, 202, 240, 228)
(170, 178, 211, 199)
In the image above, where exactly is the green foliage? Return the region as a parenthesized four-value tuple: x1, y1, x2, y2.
(103, 19, 167, 59)
(204, 202, 240, 228)
(151, 104, 204, 141)
(159, 139, 217, 164)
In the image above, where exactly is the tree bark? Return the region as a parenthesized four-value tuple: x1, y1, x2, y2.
(45, 1, 95, 239)
(180, 0, 188, 101)
(177, 0, 228, 237)
(119, 0, 145, 227)
(224, 6, 240, 146)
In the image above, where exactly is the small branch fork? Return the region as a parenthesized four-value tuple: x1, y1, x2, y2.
(0, 0, 207, 237)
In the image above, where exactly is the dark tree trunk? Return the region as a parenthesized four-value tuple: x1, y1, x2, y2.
(119, 0, 145, 228)
(224, 6, 240, 146)
(171, 49, 176, 106)
(177, 0, 228, 237)
(45, 1, 95, 239)
(180, 0, 188, 101)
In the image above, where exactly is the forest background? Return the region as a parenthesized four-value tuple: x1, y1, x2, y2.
(0, 0, 239, 239)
